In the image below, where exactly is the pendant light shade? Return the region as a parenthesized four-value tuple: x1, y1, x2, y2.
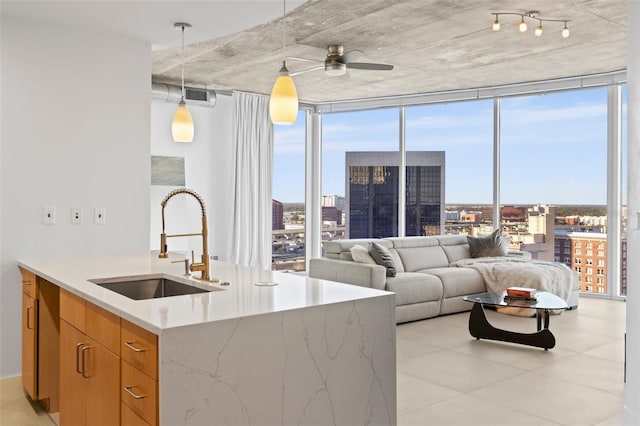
(172, 22, 194, 142)
(269, 61, 298, 125)
(172, 100, 194, 142)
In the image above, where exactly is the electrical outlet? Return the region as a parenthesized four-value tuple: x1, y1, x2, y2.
(94, 208, 106, 225)
(71, 208, 82, 224)
(43, 207, 56, 225)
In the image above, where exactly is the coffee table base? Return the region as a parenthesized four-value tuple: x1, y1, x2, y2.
(469, 303, 556, 350)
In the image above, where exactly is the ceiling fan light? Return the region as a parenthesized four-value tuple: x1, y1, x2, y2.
(172, 100, 194, 142)
(535, 23, 543, 36)
(325, 62, 347, 76)
(492, 19, 500, 31)
(562, 23, 570, 38)
(269, 61, 298, 125)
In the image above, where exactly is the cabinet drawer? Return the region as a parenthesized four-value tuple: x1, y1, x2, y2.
(121, 320, 158, 380)
(121, 361, 157, 426)
(21, 268, 37, 298)
(86, 302, 120, 356)
(60, 289, 86, 332)
(122, 402, 151, 426)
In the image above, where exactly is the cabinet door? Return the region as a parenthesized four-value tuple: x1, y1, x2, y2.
(60, 320, 87, 426)
(21, 292, 37, 399)
(84, 334, 120, 426)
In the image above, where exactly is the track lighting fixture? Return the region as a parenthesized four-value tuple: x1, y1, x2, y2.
(491, 11, 571, 38)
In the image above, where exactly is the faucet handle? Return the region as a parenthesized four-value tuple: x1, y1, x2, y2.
(191, 250, 195, 263)
(172, 258, 190, 276)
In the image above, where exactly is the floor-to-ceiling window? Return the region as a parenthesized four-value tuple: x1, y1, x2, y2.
(621, 85, 628, 296)
(322, 109, 400, 241)
(501, 88, 610, 294)
(282, 77, 627, 300)
(405, 100, 494, 236)
(272, 111, 306, 271)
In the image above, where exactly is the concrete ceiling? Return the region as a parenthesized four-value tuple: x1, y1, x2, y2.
(151, 0, 627, 103)
(2, 1, 626, 104)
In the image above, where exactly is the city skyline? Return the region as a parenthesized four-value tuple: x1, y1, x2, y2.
(273, 87, 627, 205)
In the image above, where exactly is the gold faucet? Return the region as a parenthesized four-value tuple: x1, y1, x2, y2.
(159, 188, 212, 281)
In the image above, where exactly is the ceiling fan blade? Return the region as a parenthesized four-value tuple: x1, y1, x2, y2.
(289, 65, 324, 76)
(286, 56, 323, 64)
(341, 49, 364, 63)
(346, 62, 394, 71)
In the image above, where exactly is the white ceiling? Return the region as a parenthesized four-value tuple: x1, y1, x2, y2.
(0, 0, 306, 50)
(1, 0, 627, 103)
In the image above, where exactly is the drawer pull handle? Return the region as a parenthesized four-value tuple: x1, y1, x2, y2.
(81, 346, 92, 378)
(124, 341, 146, 352)
(26, 306, 34, 330)
(124, 386, 146, 399)
(22, 280, 32, 285)
(75, 343, 86, 374)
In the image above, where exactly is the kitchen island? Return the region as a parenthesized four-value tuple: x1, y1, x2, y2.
(19, 252, 396, 425)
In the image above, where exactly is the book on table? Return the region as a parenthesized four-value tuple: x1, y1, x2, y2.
(506, 286, 537, 298)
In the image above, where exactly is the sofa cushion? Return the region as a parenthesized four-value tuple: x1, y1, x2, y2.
(467, 229, 508, 258)
(441, 244, 471, 263)
(419, 267, 485, 298)
(385, 273, 443, 306)
(350, 245, 376, 264)
(324, 239, 391, 259)
(369, 242, 397, 277)
(396, 246, 450, 272)
(385, 236, 439, 249)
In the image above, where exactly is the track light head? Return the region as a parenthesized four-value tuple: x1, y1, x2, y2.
(492, 14, 500, 31)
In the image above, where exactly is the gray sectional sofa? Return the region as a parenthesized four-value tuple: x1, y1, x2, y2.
(309, 235, 579, 324)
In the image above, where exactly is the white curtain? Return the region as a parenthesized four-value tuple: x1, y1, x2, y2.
(229, 92, 273, 269)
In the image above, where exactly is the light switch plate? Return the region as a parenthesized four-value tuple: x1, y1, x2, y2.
(43, 207, 56, 225)
(71, 208, 82, 224)
(94, 208, 106, 225)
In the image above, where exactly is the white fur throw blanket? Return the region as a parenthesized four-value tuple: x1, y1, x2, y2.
(451, 256, 577, 302)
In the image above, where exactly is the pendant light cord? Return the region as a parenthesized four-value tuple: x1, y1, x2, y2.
(282, 0, 286, 52)
(181, 25, 185, 101)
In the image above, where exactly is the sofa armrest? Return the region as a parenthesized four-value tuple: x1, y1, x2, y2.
(309, 258, 387, 290)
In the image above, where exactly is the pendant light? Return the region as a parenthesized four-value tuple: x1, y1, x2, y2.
(269, 0, 298, 125)
(172, 22, 194, 142)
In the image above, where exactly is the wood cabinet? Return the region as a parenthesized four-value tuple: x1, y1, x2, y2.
(22, 275, 160, 426)
(21, 289, 37, 398)
(121, 320, 158, 426)
(20, 268, 59, 412)
(59, 289, 120, 426)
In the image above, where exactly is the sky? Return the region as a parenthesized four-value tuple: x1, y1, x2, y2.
(273, 86, 627, 205)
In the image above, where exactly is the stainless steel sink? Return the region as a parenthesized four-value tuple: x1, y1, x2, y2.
(88, 275, 218, 300)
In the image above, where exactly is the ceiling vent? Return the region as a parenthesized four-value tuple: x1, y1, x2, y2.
(151, 82, 216, 108)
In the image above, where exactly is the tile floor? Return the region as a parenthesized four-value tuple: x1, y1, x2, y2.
(397, 296, 625, 426)
(0, 297, 626, 426)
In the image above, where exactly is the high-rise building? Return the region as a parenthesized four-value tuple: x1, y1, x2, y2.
(321, 195, 345, 212)
(345, 151, 445, 238)
(555, 231, 614, 295)
(322, 206, 342, 225)
(272, 199, 284, 230)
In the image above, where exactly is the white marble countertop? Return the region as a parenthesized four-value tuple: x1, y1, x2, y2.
(18, 252, 391, 334)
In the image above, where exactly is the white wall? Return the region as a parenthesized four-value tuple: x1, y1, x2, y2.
(624, 2, 640, 424)
(150, 94, 234, 262)
(0, 16, 151, 377)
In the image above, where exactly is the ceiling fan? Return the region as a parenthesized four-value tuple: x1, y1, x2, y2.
(288, 44, 394, 77)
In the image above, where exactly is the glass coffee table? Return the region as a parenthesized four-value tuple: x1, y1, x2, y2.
(463, 291, 568, 350)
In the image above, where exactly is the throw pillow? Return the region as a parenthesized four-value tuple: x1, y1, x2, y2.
(369, 242, 397, 277)
(467, 229, 508, 258)
(350, 245, 376, 265)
